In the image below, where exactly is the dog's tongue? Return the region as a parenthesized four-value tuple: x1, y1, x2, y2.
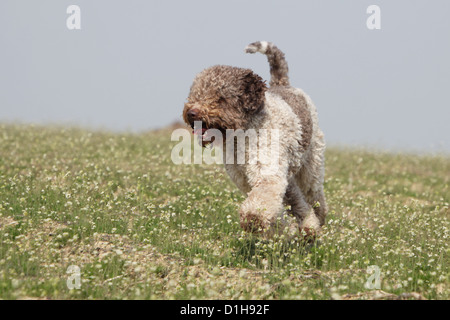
(193, 128, 207, 135)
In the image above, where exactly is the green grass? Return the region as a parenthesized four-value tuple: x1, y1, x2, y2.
(0, 123, 448, 299)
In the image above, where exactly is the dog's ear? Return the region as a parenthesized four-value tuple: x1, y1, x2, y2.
(240, 71, 267, 114)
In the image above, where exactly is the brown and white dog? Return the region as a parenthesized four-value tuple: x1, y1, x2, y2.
(183, 41, 327, 239)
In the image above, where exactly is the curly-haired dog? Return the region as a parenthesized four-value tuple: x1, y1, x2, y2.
(183, 41, 327, 238)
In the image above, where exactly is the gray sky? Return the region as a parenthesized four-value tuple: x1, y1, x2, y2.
(1, 0, 449, 153)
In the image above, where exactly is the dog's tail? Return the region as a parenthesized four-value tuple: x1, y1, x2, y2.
(245, 41, 289, 87)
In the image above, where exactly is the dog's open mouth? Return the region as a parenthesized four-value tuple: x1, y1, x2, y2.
(190, 121, 221, 147)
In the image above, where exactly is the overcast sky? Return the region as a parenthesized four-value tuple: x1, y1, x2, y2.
(0, 1, 449, 153)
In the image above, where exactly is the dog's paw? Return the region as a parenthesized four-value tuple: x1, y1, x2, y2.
(299, 227, 319, 242)
(298, 211, 321, 241)
(240, 212, 265, 234)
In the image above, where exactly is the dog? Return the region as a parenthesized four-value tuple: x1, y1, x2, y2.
(183, 41, 327, 239)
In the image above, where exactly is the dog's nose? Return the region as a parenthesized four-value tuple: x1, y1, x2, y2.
(187, 109, 200, 122)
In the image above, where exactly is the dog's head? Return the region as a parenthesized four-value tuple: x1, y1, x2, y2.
(183, 65, 267, 146)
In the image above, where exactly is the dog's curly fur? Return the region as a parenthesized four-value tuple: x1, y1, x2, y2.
(183, 41, 327, 238)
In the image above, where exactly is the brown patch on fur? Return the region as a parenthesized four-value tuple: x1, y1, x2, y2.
(265, 45, 290, 87)
(269, 86, 313, 151)
(183, 65, 267, 133)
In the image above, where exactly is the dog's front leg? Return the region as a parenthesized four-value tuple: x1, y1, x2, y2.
(239, 170, 290, 236)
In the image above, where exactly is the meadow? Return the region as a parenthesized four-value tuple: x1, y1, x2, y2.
(0, 124, 448, 299)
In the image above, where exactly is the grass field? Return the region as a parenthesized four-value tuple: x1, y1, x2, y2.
(0, 123, 448, 300)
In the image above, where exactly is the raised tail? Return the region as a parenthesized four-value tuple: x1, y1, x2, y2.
(245, 41, 290, 87)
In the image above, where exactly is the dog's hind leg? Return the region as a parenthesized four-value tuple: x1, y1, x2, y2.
(284, 180, 321, 237)
(305, 186, 328, 226)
